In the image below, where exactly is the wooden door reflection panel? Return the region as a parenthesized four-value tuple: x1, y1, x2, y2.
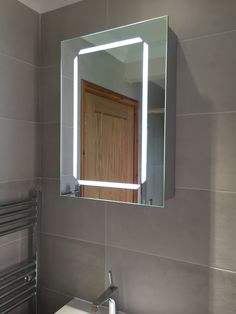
(80, 80, 138, 202)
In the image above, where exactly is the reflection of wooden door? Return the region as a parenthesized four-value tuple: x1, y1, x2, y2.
(80, 80, 138, 202)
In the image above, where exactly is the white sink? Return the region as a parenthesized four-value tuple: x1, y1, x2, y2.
(55, 297, 126, 314)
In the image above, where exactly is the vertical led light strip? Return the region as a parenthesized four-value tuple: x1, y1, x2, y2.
(141, 42, 149, 184)
(73, 56, 78, 178)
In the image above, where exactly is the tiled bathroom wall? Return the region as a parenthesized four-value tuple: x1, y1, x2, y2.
(6, 0, 234, 313)
(0, 0, 41, 313)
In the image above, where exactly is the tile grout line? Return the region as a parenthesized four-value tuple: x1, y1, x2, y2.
(40, 285, 73, 299)
(0, 50, 40, 68)
(42, 177, 58, 180)
(106, 244, 236, 275)
(180, 28, 236, 43)
(0, 235, 28, 249)
(40, 121, 59, 125)
(177, 111, 236, 117)
(0, 116, 41, 125)
(40, 63, 59, 69)
(40, 231, 105, 247)
(40, 231, 236, 275)
(176, 186, 236, 194)
(0, 177, 42, 184)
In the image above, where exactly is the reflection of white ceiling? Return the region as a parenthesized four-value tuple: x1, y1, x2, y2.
(18, 0, 83, 13)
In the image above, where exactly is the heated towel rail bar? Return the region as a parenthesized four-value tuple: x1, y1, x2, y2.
(0, 192, 39, 314)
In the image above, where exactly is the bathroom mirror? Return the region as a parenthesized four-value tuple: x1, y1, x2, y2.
(60, 16, 176, 207)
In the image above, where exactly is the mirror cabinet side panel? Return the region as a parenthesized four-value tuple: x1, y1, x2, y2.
(165, 27, 177, 202)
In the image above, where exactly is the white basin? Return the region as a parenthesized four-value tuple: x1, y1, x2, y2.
(55, 297, 126, 314)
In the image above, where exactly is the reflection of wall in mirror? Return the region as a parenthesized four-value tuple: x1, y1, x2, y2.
(147, 82, 165, 205)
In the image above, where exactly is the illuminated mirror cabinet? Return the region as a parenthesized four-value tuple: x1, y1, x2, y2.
(60, 16, 176, 207)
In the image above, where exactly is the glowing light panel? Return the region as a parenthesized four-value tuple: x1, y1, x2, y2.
(141, 42, 149, 184)
(73, 56, 78, 178)
(77, 180, 140, 190)
(78, 37, 143, 55)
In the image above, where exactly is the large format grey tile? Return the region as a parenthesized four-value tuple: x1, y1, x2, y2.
(0, 178, 41, 203)
(38, 287, 71, 314)
(42, 123, 59, 178)
(40, 234, 105, 301)
(176, 113, 236, 191)
(0, 0, 40, 65)
(107, 0, 236, 41)
(106, 246, 210, 314)
(0, 241, 20, 271)
(0, 54, 39, 121)
(108, 189, 236, 272)
(40, 65, 60, 123)
(210, 192, 236, 271)
(107, 188, 211, 266)
(210, 268, 236, 314)
(0, 237, 29, 272)
(11, 301, 31, 314)
(41, 0, 107, 66)
(41, 179, 105, 244)
(177, 31, 236, 114)
(0, 119, 41, 181)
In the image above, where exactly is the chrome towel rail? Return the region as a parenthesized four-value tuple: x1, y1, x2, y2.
(0, 192, 39, 314)
(0, 198, 37, 237)
(0, 261, 37, 314)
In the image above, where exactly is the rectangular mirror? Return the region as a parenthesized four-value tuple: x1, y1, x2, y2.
(60, 16, 176, 207)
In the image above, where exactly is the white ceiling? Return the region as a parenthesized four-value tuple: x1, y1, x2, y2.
(18, 0, 83, 13)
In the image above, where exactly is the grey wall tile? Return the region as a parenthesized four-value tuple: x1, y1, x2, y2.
(107, 189, 236, 273)
(12, 301, 32, 314)
(0, 119, 41, 181)
(0, 0, 40, 65)
(42, 123, 59, 178)
(0, 237, 29, 271)
(107, 246, 210, 314)
(7, 298, 35, 314)
(107, 188, 211, 266)
(40, 65, 60, 123)
(209, 268, 236, 314)
(41, 179, 105, 244)
(0, 2, 40, 312)
(0, 178, 41, 203)
(210, 192, 236, 272)
(38, 287, 71, 314)
(41, 0, 107, 66)
(0, 230, 28, 247)
(107, 189, 236, 272)
(40, 233, 105, 301)
(107, 0, 236, 41)
(0, 54, 39, 121)
(177, 31, 236, 114)
(176, 113, 236, 191)
(0, 241, 20, 271)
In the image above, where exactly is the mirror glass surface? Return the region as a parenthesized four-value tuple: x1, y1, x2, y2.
(61, 16, 168, 207)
